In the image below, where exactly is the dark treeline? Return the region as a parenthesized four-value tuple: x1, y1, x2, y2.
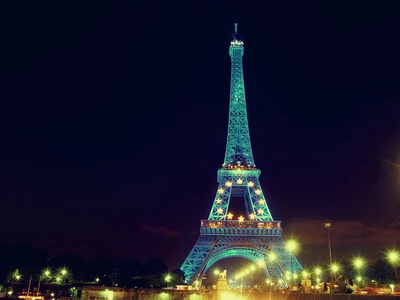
(0, 241, 184, 288)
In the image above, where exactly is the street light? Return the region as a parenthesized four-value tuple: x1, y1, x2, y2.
(314, 267, 322, 284)
(286, 240, 298, 284)
(324, 223, 333, 266)
(353, 257, 365, 278)
(37, 268, 52, 296)
(387, 250, 399, 279)
(330, 263, 340, 280)
(164, 274, 172, 287)
(60, 268, 68, 277)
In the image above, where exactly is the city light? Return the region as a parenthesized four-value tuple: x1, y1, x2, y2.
(164, 274, 172, 283)
(286, 240, 298, 252)
(353, 257, 365, 269)
(43, 269, 51, 277)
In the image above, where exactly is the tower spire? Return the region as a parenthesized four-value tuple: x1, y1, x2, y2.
(224, 24, 254, 167)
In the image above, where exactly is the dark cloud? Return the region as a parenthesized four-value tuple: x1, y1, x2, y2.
(140, 224, 181, 237)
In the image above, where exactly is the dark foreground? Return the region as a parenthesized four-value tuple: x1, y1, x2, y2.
(81, 286, 400, 300)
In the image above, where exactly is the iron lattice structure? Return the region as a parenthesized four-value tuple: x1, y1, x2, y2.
(181, 24, 302, 285)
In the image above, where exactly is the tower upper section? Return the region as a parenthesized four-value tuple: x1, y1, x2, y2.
(223, 24, 255, 169)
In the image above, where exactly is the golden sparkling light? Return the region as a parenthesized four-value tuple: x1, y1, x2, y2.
(257, 208, 264, 215)
(258, 199, 265, 204)
(218, 188, 224, 194)
(353, 257, 365, 269)
(217, 208, 224, 215)
(238, 215, 245, 222)
(330, 263, 339, 273)
(227, 212, 234, 220)
(216, 198, 222, 204)
(286, 240, 298, 252)
(237, 178, 243, 184)
(225, 181, 232, 187)
(248, 181, 254, 187)
(387, 250, 399, 264)
(314, 267, 322, 275)
(268, 252, 277, 261)
(249, 213, 256, 220)
(255, 189, 261, 195)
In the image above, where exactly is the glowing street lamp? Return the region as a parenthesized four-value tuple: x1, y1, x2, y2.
(43, 269, 51, 277)
(95, 278, 100, 283)
(60, 268, 68, 277)
(330, 263, 340, 280)
(353, 257, 365, 269)
(387, 250, 399, 279)
(286, 240, 298, 280)
(164, 274, 172, 285)
(353, 257, 365, 277)
(213, 269, 220, 276)
(314, 267, 322, 284)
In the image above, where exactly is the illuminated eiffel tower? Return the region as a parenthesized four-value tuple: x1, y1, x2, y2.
(180, 24, 303, 285)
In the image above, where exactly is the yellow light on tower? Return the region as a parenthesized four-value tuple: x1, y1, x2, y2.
(286, 240, 298, 253)
(255, 189, 261, 195)
(237, 178, 243, 184)
(257, 259, 264, 267)
(217, 208, 224, 215)
(238, 216, 245, 222)
(257, 208, 264, 215)
(218, 188, 224, 194)
(249, 213, 256, 220)
(248, 181, 254, 187)
(258, 199, 265, 204)
(225, 181, 232, 187)
(227, 213, 233, 219)
(216, 198, 222, 204)
(268, 252, 277, 261)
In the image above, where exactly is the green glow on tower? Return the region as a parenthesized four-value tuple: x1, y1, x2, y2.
(180, 23, 303, 285)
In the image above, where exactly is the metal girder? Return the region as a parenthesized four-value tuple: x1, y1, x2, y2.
(208, 173, 273, 221)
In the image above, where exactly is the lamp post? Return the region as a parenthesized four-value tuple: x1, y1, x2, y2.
(387, 250, 399, 279)
(324, 223, 332, 266)
(353, 257, 365, 276)
(164, 274, 172, 287)
(286, 240, 298, 285)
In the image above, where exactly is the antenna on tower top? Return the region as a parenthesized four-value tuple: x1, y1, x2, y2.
(234, 23, 238, 34)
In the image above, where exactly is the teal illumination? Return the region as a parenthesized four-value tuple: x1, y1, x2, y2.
(181, 24, 302, 285)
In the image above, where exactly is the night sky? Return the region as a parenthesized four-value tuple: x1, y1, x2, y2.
(1, 2, 400, 270)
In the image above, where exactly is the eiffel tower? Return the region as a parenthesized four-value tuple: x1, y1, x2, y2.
(180, 24, 303, 285)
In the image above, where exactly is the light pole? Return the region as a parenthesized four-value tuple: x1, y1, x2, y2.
(164, 274, 172, 288)
(353, 257, 365, 276)
(325, 223, 332, 266)
(286, 240, 298, 285)
(387, 250, 399, 279)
